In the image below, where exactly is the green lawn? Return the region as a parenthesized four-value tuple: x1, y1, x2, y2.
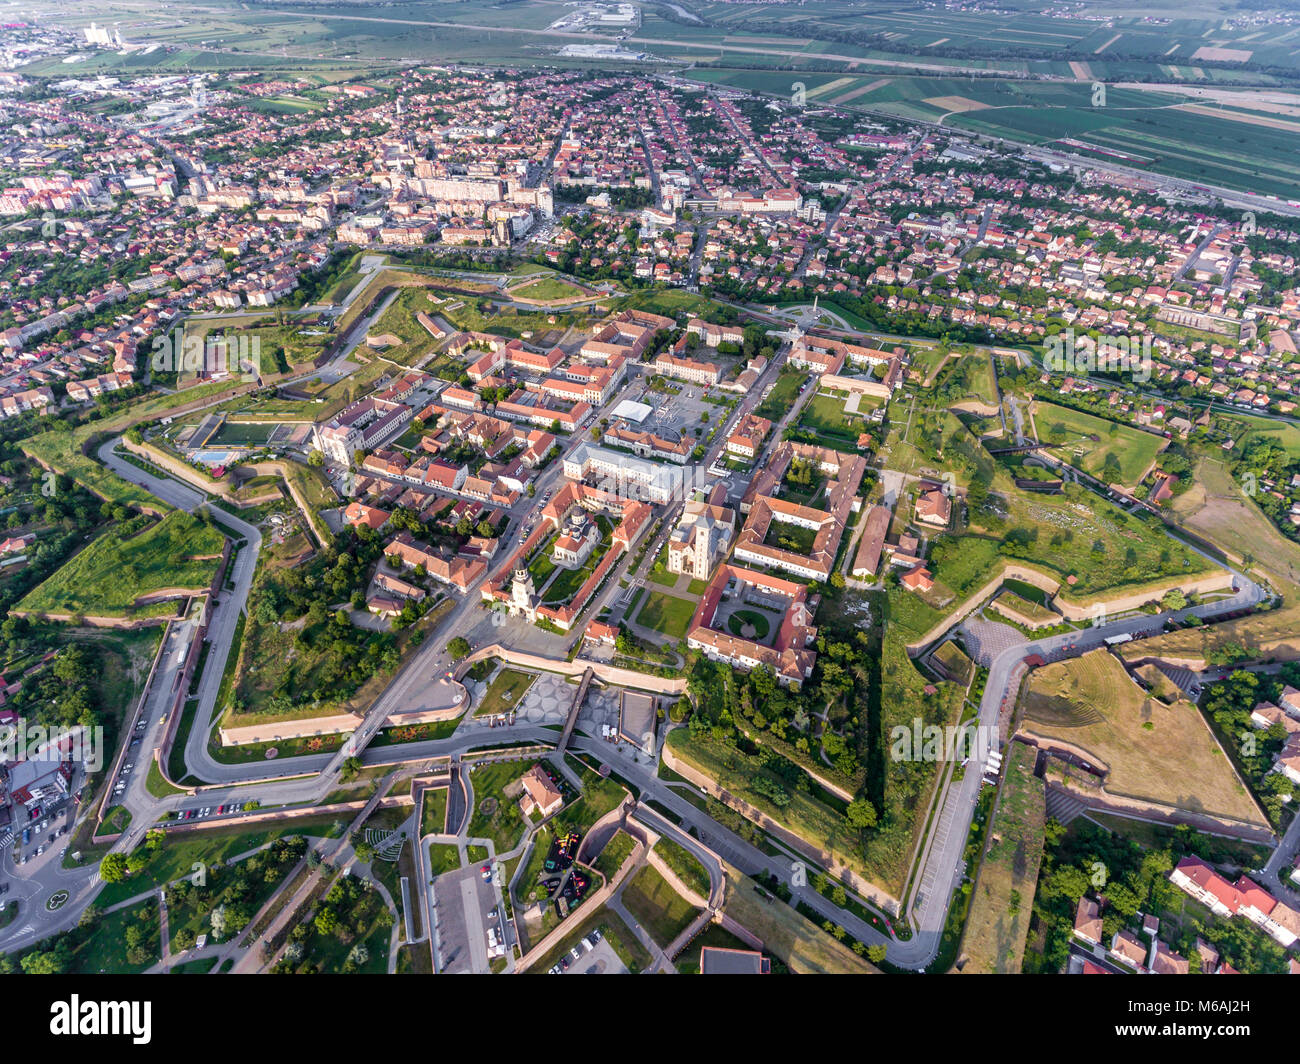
(654, 837, 710, 898)
(757, 368, 808, 421)
(555, 758, 627, 835)
(427, 843, 462, 877)
(593, 829, 637, 882)
(727, 609, 772, 640)
(421, 787, 448, 836)
(510, 275, 585, 302)
(170, 956, 219, 974)
(620, 864, 701, 949)
(94, 819, 345, 908)
(474, 667, 536, 718)
(166, 837, 307, 950)
(467, 759, 540, 851)
(541, 555, 601, 604)
(798, 392, 862, 440)
(285, 872, 392, 974)
(1035, 400, 1165, 486)
(635, 591, 696, 640)
(674, 921, 761, 974)
(514, 825, 555, 906)
(74, 897, 161, 974)
(763, 518, 818, 555)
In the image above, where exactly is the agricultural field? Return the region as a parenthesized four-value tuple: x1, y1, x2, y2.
(958, 742, 1044, 974)
(685, 66, 1300, 199)
(1017, 649, 1265, 826)
(1033, 401, 1166, 488)
(19, 511, 225, 619)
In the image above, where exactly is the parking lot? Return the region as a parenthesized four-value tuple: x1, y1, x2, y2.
(550, 927, 625, 974)
(430, 861, 506, 974)
(9, 794, 76, 868)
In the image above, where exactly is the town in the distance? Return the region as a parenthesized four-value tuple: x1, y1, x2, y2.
(3, 0, 1300, 981)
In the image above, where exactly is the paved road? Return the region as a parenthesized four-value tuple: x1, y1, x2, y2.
(897, 548, 1270, 967)
(4, 329, 1283, 971)
(96, 438, 265, 785)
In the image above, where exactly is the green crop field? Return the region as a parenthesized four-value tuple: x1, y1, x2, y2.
(682, 65, 1300, 198)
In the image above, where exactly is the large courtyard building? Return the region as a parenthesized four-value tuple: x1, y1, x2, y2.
(734, 442, 867, 582)
(687, 563, 818, 686)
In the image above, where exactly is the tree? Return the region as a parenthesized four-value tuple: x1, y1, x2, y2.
(21, 946, 70, 974)
(99, 852, 130, 883)
(846, 799, 877, 833)
(448, 636, 471, 659)
(314, 907, 340, 937)
(307, 448, 325, 467)
(340, 756, 363, 782)
(352, 833, 376, 863)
